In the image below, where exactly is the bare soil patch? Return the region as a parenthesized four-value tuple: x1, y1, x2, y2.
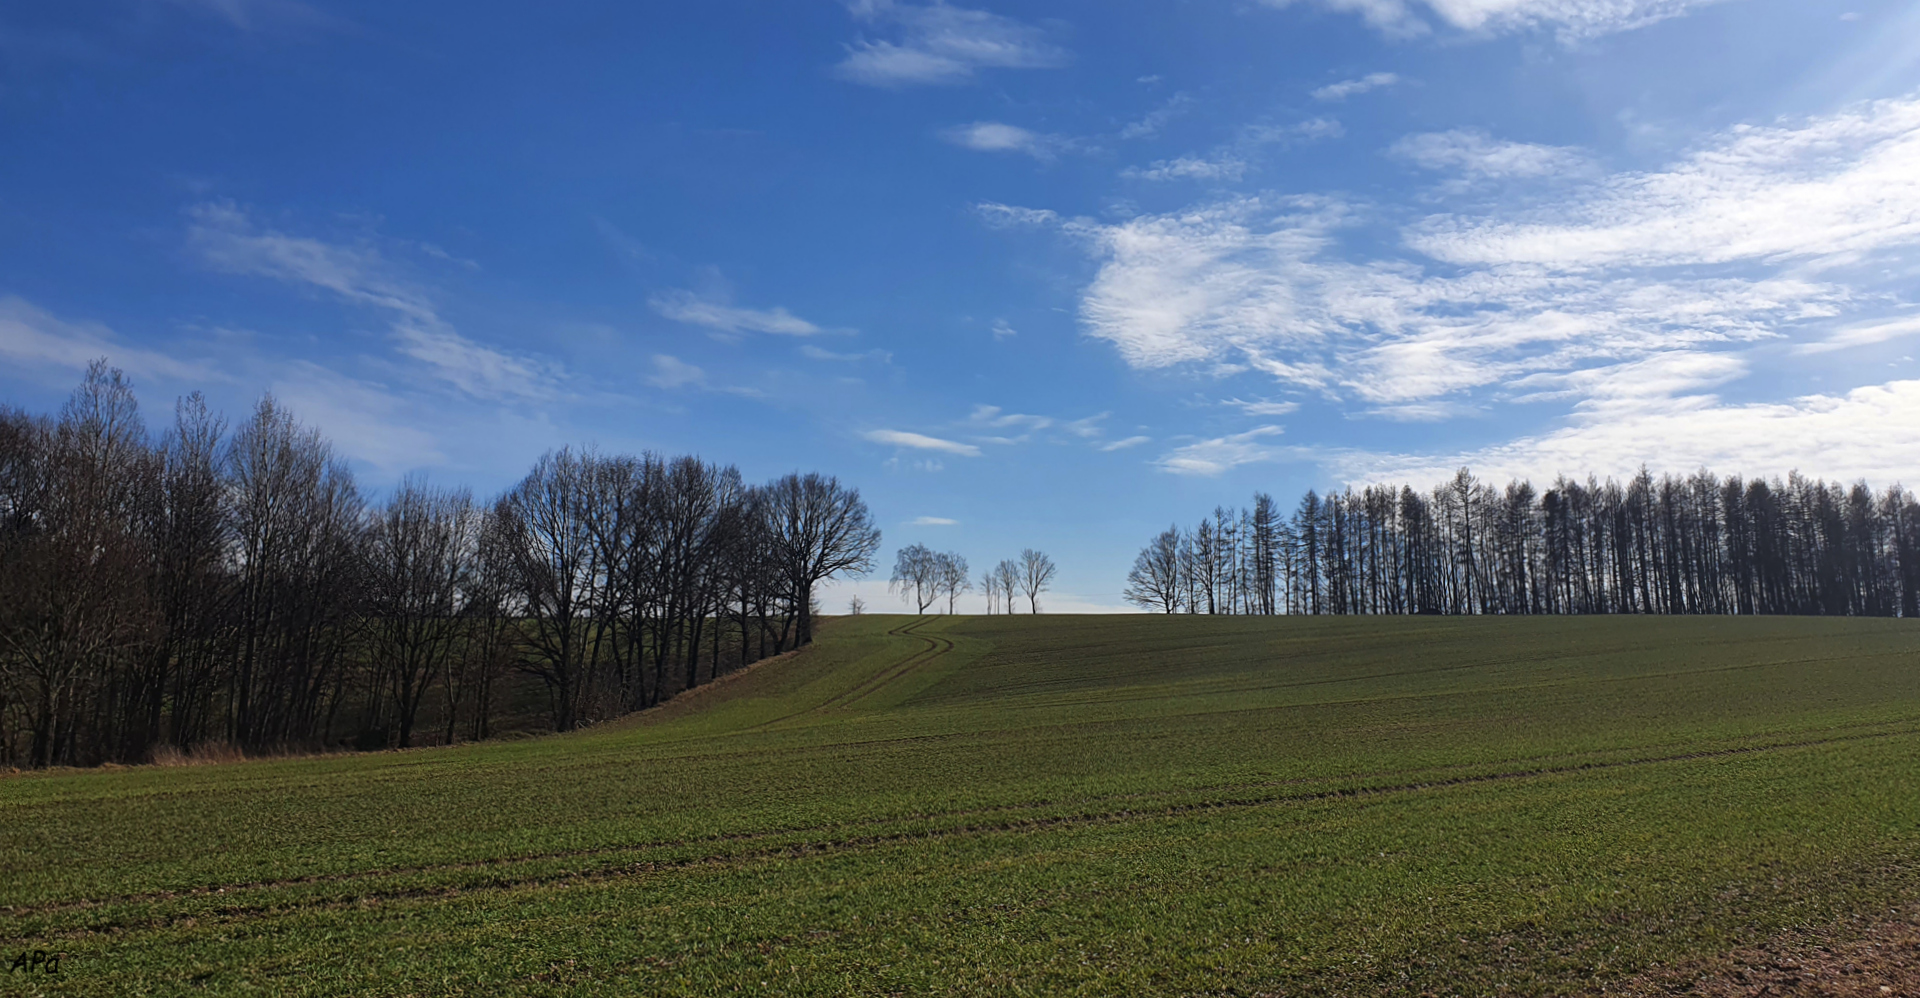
(1607, 908, 1920, 997)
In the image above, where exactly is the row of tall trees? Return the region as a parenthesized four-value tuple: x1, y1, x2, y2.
(0, 363, 880, 768)
(1126, 468, 1920, 618)
(889, 546, 1058, 613)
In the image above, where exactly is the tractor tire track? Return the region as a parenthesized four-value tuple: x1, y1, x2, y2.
(9, 721, 1919, 939)
(743, 617, 951, 731)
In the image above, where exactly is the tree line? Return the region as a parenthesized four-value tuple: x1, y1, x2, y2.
(1126, 467, 1920, 617)
(0, 363, 880, 768)
(889, 545, 1056, 613)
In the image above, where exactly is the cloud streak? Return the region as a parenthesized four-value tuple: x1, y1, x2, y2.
(1156, 426, 1287, 476)
(835, 0, 1066, 87)
(650, 290, 829, 336)
(186, 202, 558, 401)
(1264, 0, 1735, 41)
(862, 429, 983, 456)
(1312, 72, 1399, 101)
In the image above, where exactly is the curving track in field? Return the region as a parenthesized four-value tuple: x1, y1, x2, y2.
(744, 616, 956, 731)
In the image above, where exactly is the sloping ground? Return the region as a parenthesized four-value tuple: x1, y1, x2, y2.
(4, 614, 1920, 996)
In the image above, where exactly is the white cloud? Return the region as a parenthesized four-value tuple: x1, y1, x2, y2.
(1391, 129, 1591, 179)
(1799, 314, 1920, 354)
(1347, 376, 1920, 487)
(974, 202, 1065, 229)
(1224, 397, 1301, 415)
(909, 515, 959, 526)
(649, 289, 829, 336)
(268, 361, 447, 473)
(1100, 435, 1152, 451)
(991, 318, 1018, 339)
(1412, 97, 1920, 269)
(943, 121, 1065, 160)
(1122, 155, 1248, 182)
(801, 344, 892, 363)
(862, 429, 983, 456)
(0, 297, 216, 384)
(1120, 94, 1193, 139)
(968, 404, 1052, 431)
(1065, 100, 1913, 408)
(647, 354, 706, 389)
(186, 202, 557, 401)
(1156, 425, 1287, 476)
(1243, 117, 1346, 145)
(1063, 412, 1109, 437)
(835, 0, 1066, 87)
(1312, 72, 1399, 101)
(1265, 0, 1734, 41)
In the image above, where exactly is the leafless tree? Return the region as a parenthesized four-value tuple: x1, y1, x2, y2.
(764, 473, 880, 646)
(1019, 548, 1057, 613)
(362, 479, 475, 748)
(978, 568, 999, 613)
(993, 559, 1021, 613)
(890, 543, 939, 612)
(226, 393, 363, 751)
(1124, 527, 1182, 613)
(498, 448, 601, 732)
(847, 595, 865, 615)
(936, 552, 970, 613)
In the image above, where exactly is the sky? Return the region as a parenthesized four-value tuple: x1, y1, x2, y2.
(3, 0, 1919, 612)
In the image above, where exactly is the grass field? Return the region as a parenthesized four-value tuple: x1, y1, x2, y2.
(5, 614, 1920, 996)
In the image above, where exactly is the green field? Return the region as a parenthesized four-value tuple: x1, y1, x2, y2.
(5, 614, 1920, 996)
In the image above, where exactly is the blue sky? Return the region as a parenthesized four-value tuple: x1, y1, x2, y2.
(4, 0, 1918, 611)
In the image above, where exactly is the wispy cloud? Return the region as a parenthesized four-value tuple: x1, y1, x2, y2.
(1156, 425, 1286, 476)
(969, 404, 1052, 432)
(977, 95, 1920, 485)
(1122, 155, 1248, 183)
(942, 121, 1070, 160)
(1345, 376, 1920, 487)
(974, 202, 1065, 229)
(164, 0, 336, 32)
(1119, 93, 1193, 139)
(1224, 397, 1301, 416)
(1411, 97, 1920, 269)
(1100, 435, 1152, 452)
(801, 344, 893, 363)
(268, 361, 448, 473)
(1799, 314, 1920, 354)
(647, 354, 706, 389)
(650, 289, 830, 336)
(1312, 72, 1399, 101)
(1263, 0, 1734, 42)
(0, 296, 216, 384)
(1391, 129, 1592, 180)
(991, 318, 1018, 339)
(834, 0, 1067, 87)
(862, 429, 983, 456)
(909, 515, 959, 526)
(185, 201, 558, 401)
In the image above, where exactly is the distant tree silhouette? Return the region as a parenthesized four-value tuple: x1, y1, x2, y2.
(1137, 466, 1920, 619)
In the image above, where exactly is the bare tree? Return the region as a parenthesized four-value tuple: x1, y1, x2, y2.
(937, 552, 970, 613)
(890, 543, 939, 612)
(847, 595, 865, 615)
(764, 473, 880, 646)
(362, 479, 474, 748)
(1019, 548, 1057, 613)
(994, 559, 1021, 613)
(498, 449, 600, 732)
(1124, 527, 1182, 613)
(978, 568, 999, 613)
